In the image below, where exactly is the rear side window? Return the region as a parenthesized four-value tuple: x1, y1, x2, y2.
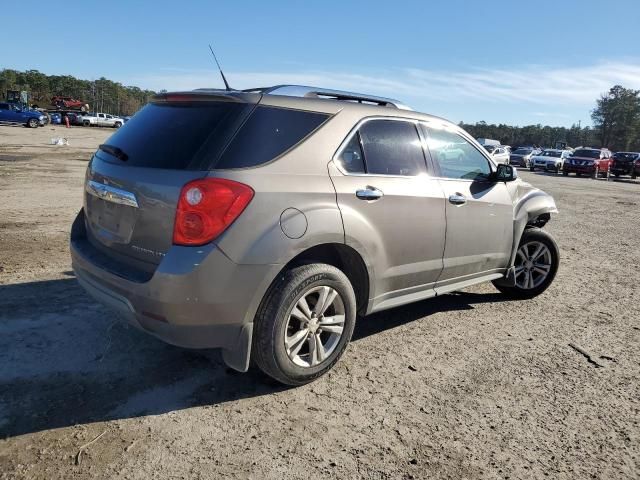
(358, 120, 426, 176)
(95, 102, 248, 169)
(338, 134, 366, 173)
(215, 106, 329, 169)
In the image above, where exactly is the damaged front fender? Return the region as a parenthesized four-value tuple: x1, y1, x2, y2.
(496, 180, 558, 286)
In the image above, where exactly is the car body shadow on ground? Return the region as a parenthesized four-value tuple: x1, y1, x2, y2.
(0, 275, 508, 440)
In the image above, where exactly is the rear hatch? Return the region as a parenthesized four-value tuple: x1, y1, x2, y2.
(83, 92, 259, 273)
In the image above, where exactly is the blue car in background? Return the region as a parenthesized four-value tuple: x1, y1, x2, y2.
(0, 102, 45, 128)
(49, 113, 62, 125)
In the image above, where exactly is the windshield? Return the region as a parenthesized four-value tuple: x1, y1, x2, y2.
(541, 150, 561, 157)
(614, 152, 639, 160)
(513, 148, 532, 155)
(573, 149, 601, 159)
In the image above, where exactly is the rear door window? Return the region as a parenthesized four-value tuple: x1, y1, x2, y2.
(214, 106, 329, 169)
(357, 119, 427, 176)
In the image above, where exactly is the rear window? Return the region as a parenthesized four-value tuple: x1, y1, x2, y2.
(95, 102, 249, 169)
(214, 106, 329, 169)
(96, 102, 329, 170)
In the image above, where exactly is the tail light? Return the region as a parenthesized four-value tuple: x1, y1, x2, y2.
(173, 178, 254, 246)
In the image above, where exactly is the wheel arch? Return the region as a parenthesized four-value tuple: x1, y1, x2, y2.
(508, 189, 558, 268)
(279, 243, 370, 316)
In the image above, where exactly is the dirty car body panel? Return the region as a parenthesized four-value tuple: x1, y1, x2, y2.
(71, 85, 559, 374)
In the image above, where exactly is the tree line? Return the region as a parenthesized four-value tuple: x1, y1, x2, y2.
(2, 69, 639, 151)
(461, 85, 640, 152)
(0, 69, 156, 116)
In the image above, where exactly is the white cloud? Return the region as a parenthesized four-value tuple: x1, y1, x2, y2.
(128, 60, 640, 106)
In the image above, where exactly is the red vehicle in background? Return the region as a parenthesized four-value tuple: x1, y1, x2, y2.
(562, 148, 613, 179)
(51, 96, 88, 111)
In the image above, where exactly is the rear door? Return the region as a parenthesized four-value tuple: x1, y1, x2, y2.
(329, 118, 446, 309)
(422, 123, 513, 291)
(83, 97, 255, 272)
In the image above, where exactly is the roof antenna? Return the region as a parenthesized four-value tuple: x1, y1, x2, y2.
(208, 44, 231, 91)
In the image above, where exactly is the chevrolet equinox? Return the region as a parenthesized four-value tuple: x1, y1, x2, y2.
(70, 85, 560, 385)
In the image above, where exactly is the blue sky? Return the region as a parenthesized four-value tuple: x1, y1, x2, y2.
(5, 0, 640, 126)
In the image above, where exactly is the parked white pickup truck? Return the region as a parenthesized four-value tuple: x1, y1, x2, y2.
(80, 112, 124, 128)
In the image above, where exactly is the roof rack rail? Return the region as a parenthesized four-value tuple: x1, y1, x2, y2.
(243, 85, 412, 111)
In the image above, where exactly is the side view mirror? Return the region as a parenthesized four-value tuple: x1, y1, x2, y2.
(494, 163, 517, 182)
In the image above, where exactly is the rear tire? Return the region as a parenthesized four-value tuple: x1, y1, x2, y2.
(529, 166, 535, 172)
(493, 228, 559, 300)
(252, 263, 357, 386)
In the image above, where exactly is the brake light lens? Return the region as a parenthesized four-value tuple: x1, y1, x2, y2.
(173, 178, 254, 246)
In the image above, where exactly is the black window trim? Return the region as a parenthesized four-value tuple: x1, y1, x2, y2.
(333, 116, 432, 178)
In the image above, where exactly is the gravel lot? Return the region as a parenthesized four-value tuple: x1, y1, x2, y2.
(1, 125, 639, 479)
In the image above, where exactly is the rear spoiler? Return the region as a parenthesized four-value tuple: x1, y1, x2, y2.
(152, 89, 261, 104)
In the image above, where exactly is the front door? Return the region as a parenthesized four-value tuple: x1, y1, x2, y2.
(421, 122, 513, 291)
(329, 118, 446, 311)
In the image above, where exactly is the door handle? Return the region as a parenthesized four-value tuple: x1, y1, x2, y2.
(448, 193, 467, 205)
(356, 187, 384, 201)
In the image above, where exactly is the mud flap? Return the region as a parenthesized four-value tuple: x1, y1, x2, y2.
(222, 323, 253, 372)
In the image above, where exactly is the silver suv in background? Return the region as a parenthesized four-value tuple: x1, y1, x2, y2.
(530, 149, 573, 173)
(71, 85, 560, 385)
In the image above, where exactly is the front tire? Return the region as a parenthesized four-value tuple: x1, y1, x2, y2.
(252, 263, 357, 386)
(27, 118, 38, 128)
(493, 228, 559, 299)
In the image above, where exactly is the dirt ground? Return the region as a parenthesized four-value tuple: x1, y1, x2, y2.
(0, 124, 638, 480)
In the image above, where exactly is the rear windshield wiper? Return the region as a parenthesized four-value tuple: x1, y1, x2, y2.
(99, 144, 129, 162)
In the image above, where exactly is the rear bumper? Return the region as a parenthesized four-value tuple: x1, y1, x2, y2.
(70, 209, 281, 369)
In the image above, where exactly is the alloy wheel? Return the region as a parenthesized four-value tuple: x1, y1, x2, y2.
(514, 241, 552, 290)
(284, 286, 345, 367)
